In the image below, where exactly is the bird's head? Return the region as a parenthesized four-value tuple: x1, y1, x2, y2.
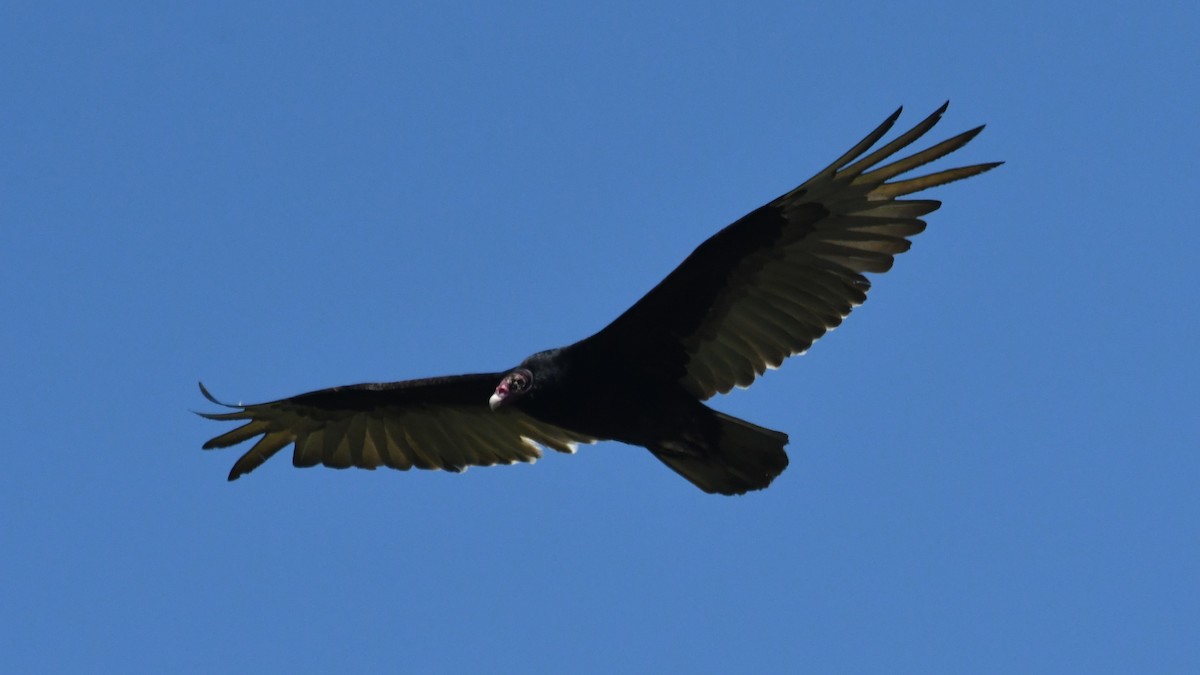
(489, 368, 533, 411)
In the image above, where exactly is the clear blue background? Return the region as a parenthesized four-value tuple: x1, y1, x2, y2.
(3, 1, 1196, 673)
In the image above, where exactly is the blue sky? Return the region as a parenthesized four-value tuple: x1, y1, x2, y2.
(3, 1, 1197, 672)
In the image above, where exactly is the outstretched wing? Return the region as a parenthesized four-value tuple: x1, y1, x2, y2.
(584, 103, 1001, 399)
(198, 375, 595, 481)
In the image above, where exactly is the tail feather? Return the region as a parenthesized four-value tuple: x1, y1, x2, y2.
(651, 412, 789, 495)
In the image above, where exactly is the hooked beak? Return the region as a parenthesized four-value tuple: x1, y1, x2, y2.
(489, 381, 510, 411)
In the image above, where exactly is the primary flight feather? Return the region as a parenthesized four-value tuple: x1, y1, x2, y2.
(199, 103, 1000, 495)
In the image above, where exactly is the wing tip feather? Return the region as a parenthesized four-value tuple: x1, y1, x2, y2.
(198, 381, 238, 408)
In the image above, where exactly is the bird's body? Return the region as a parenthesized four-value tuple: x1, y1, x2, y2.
(508, 346, 690, 445)
(200, 103, 999, 495)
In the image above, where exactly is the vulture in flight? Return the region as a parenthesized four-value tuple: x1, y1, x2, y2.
(199, 103, 999, 495)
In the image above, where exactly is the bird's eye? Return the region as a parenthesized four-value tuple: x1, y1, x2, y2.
(511, 371, 531, 391)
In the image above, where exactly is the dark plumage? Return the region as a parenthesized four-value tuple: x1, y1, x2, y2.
(199, 103, 999, 495)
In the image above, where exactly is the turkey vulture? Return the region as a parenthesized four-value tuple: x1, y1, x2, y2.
(199, 103, 999, 495)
